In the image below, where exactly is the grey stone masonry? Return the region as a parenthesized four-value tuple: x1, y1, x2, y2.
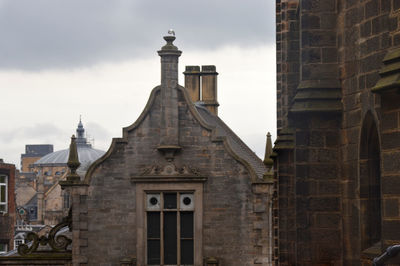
(61, 35, 273, 266)
(158, 35, 182, 148)
(275, 0, 400, 265)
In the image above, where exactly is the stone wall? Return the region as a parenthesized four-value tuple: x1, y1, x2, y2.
(339, 0, 400, 264)
(276, 0, 400, 265)
(66, 86, 272, 265)
(276, 0, 300, 132)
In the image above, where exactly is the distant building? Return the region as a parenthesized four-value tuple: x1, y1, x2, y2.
(17, 145, 53, 224)
(15, 121, 105, 226)
(0, 160, 16, 255)
(20, 145, 53, 172)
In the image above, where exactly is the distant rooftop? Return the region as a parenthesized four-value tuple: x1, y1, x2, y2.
(21, 145, 54, 158)
(33, 119, 105, 170)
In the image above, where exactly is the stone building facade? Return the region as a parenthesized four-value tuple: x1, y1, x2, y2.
(0, 160, 16, 254)
(59, 35, 273, 266)
(275, 0, 400, 265)
(20, 144, 53, 173)
(15, 122, 104, 226)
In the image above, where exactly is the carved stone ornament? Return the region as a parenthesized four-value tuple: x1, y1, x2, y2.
(141, 163, 200, 176)
(18, 209, 72, 256)
(131, 163, 206, 183)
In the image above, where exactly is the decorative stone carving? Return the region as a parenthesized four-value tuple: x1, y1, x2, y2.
(141, 163, 201, 176)
(131, 163, 206, 183)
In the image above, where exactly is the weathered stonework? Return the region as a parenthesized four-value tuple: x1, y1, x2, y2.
(276, 0, 400, 265)
(60, 36, 273, 266)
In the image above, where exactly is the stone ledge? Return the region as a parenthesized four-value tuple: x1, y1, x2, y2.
(373, 48, 400, 93)
(290, 80, 342, 114)
(274, 128, 295, 151)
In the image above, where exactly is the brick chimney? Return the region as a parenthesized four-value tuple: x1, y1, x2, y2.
(183, 66, 201, 102)
(201, 65, 219, 115)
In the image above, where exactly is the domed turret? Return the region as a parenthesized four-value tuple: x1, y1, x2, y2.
(34, 119, 104, 170)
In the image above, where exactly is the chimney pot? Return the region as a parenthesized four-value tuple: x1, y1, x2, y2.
(184, 66, 201, 102)
(201, 65, 219, 115)
(201, 65, 217, 72)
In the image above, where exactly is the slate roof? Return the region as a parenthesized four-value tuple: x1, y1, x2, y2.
(34, 120, 105, 169)
(34, 147, 104, 168)
(194, 103, 268, 179)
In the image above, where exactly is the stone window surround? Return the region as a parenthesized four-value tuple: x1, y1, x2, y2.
(136, 182, 203, 266)
(0, 174, 7, 213)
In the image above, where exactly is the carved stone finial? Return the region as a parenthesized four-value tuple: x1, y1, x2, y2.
(66, 135, 80, 182)
(263, 132, 273, 169)
(161, 35, 178, 51)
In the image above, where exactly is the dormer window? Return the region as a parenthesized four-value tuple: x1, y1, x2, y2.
(0, 175, 7, 213)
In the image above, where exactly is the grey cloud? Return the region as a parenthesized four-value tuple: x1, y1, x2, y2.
(0, 123, 64, 142)
(0, 123, 66, 166)
(85, 122, 111, 140)
(0, 0, 274, 70)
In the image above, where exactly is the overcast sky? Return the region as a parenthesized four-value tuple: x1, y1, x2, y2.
(0, 0, 276, 168)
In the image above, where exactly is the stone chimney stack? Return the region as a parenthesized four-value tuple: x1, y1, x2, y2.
(201, 65, 219, 115)
(183, 66, 201, 102)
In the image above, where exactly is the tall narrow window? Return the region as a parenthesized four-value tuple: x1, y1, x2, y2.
(146, 192, 194, 265)
(0, 175, 7, 213)
(63, 192, 70, 209)
(360, 112, 381, 250)
(0, 243, 7, 254)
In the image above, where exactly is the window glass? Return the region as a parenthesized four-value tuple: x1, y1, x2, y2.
(164, 192, 177, 209)
(0, 175, 7, 213)
(0, 185, 5, 202)
(181, 212, 194, 238)
(146, 192, 194, 265)
(0, 243, 7, 254)
(147, 212, 160, 238)
(164, 212, 177, 264)
(147, 239, 160, 265)
(15, 239, 24, 249)
(181, 239, 194, 264)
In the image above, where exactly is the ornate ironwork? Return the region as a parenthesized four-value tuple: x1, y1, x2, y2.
(18, 209, 72, 256)
(373, 244, 400, 266)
